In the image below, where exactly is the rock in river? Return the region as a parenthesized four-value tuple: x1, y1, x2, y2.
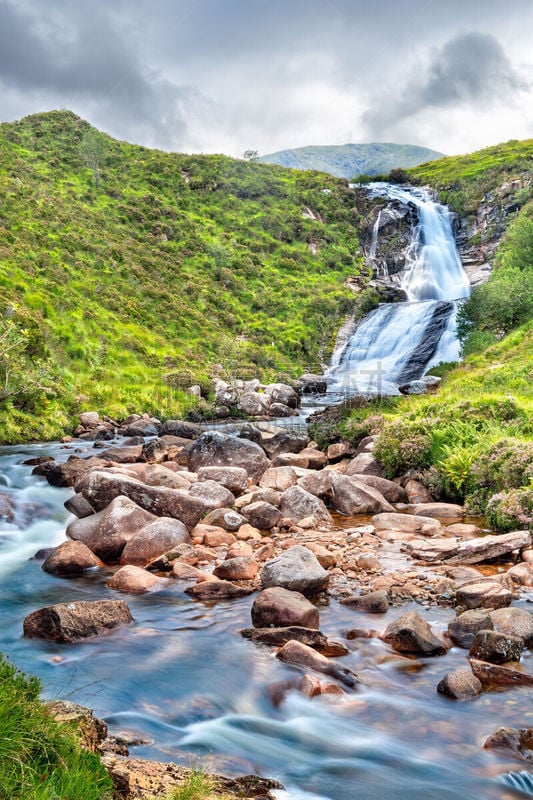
(260, 545, 329, 596)
(23, 600, 133, 643)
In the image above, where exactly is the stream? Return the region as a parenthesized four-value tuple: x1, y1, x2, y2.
(1, 440, 532, 799)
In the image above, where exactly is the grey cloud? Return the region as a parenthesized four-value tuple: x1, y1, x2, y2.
(362, 32, 529, 136)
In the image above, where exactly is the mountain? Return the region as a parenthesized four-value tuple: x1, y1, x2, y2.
(259, 143, 444, 179)
(0, 111, 365, 442)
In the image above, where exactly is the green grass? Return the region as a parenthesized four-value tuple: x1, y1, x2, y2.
(0, 110, 366, 443)
(0, 654, 112, 799)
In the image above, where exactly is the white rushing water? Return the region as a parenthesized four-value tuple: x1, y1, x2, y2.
(327, 184, 471, 395)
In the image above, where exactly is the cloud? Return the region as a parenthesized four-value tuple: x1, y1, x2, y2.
(362, 32, 530, 138)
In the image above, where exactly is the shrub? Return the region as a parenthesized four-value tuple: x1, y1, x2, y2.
(487, 487, 533, 532)
(374, 419, 432, 478)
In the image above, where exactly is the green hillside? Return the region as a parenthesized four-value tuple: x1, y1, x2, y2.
(0, 111, 365, 443)
(259, 142, 444, 179)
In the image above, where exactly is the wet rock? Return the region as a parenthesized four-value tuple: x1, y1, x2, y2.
(276, 640, 360, 688)
(448, 610, 494, 648)
(34, 456, 111, 487)
(241, 627, 347, 656)
(445, 523, 481, 538)
(241, 501, 281, 530)
(187, 432, 269, 483)
(251, 587, 319, 629)
(330, 474, 393, 515)
(67, 495, 157, 562)
(469, 630, 524, 664)
(340, 590, 389, 613)
(299, 374, 327, 393)
(407, 502, 464, 518)
(372, 512, 443, 536)
(260, 545, 329, 596)
(381, 610, 448, 656)
(197, 466, 249, 495)
(261, 430, 309, 460)
(456, 581, 512, 610)
(404, 537, 460, 562)
(213, 557, 259, 581)
(483, 727, 533, 762)
(356, 475, 408, 504)
(64, 493, 95, 519)
(404, 479, 434, 504)
(120, 518, 191, 567)
(160, 420, 200, 439)
(264, 382, 299, 408)
(80, 471, 207, 529)
(344, 453, 383, 477)
(201, 508, 245, 531)
(469, 659, 533, 687)
(184, 578, 253, 600)
(437, 668, 483, 700)
(189, 480, 236, 510)
(490, 607, 533, 648)
(42, 540, 103, 576)
(108, 565, 163, 594)
(279, 486, 332, 526)
(447, 530, 531, 565)
(23, 599, 133, 642)
(172, 562, 203, 580)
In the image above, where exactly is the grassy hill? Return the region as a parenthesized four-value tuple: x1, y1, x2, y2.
(0, 111, 365, 443)
(259, 143, 444, 179)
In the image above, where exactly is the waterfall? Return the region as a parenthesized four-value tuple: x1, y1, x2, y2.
(327, 184, 471, 395)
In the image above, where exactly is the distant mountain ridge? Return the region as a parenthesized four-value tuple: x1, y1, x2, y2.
(259, 142, 445, 179)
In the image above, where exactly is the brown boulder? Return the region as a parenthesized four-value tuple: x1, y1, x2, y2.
(42, 540, 103, 576)
(184, 579, 253, 600)
(356, 475, 407, 504)
(470, 659, 533, 687)
(456, 581, 512, 610)
(34, 456, 111, 487)
(23, 600, 133, 642)
(381, 610, 447, 655)
(372, 512, 443, 536)
(241, 501, 281, 530)
(213, 557, 259, 581)
(251, 587, 319, 629)
(279, 486, 332, 526)
(108, 565, 163, 594)
(437, 668, 483, 700)
(404, 479, 434, 504)
(120, 517, 191, 566)
(276, 640, 359, 688)
(187, 432, 269, 483)
(189, 480, 236, 510)
(407, 503, 464, 519)
(490, 607, 533, 648)
(201, 508, 246, 531)
(469, 630, 524, 664)
(330, 474, 393, 515)
(344, 453, 382, 477)
(260, 545, 329, 596)
(340, 590, 389, 614)
(259, 466, 298, 492)
(197, 466, 249, 495)
(448, 610, 494, 649)
(241, 626, 348, 656)
(64, 493, 95, 519)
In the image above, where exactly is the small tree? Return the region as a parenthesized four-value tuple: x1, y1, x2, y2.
(242, 149, 259, 162)
(80, 130, 107, 188)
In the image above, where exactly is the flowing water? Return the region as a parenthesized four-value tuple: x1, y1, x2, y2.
(1, 442, 533, 799)
(327, 184, 471, 396)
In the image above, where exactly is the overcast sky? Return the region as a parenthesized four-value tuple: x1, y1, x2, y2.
(1, 0, 532, 157)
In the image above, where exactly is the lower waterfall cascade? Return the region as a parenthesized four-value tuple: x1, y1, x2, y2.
(327, 183, 471, 396)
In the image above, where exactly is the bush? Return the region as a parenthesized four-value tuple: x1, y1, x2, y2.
(466, 439, 533, 512)
(374, 419, 432, 478)
(487, 487, 533, 532)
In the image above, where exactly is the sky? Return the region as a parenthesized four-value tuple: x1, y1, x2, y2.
(0, 0, 532, 158)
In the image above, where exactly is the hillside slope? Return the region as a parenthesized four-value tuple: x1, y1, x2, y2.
(0, 111, 365, 442)
(259, 143, 444, 179)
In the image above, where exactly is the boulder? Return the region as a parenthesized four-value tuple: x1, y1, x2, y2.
(120, 518, 191, 566)
(326, 442, 355, 462)
(296, 471, 333, 499)
(437, 668, 483, 700)
(403, 538, 460, 562)
(189, 480, 236, 510)
(305, 543, 337, 569)
(160, 420, 200, 439)
(470, 659, 533, 687)
(34, 456, 111, 488)
(447, 530, 531, 564)
(80, 471, 207, 529)
(372, 513, 443, 536)
(251, 587, 319, 629)
(276, 640, 360, 688)
(64, 494, 95, 519)
(264, 383, 299, 408)
(407, 503, 464, 519)
(201, 508, 245, 531)
(381, 610, 448, 655)
(490, 607, 533, 648)
(42, 541, 103, 576)
(241, 627, 347, 656)
(299, 374, 327, 394)
(272, 453, 310, 469)
(241, 501, 281, 530)
(184, 579, 253, 600)
(259, 466, 298, 492)
(260, 431, 309, 460)
(79, 411, 100, 428)
(483, 727, 533, 761)
(330, 474, 393, 515)
(197, 466, 249, 495)
(448, 610, 494, 648)
(269, 403, 295, 418)
(469, 630, 524, 664)
(260, 545, 329, 596)
(108, 565, 163, 594)
(456, 581, 512, 610)
(279, 486, 332, 526)
(356, 475, 407, 504)
(298, 448, 327, 470)
(445, 523, 481, 538)
(213, 557, 259, 581)
(238, 391, 271, 416)
(23, 600, 133, 642)
(122, 417, 160, 437)
(139, 464, 192, 490)
(404, 480, 434, 504)
(344, 453, 383, 477)
(340, 590, 389, 613)
(67, 495, 157, 562)
(187, 432, 269, 483)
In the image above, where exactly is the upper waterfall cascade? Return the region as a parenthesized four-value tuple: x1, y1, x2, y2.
(327, 183, 471, 395)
